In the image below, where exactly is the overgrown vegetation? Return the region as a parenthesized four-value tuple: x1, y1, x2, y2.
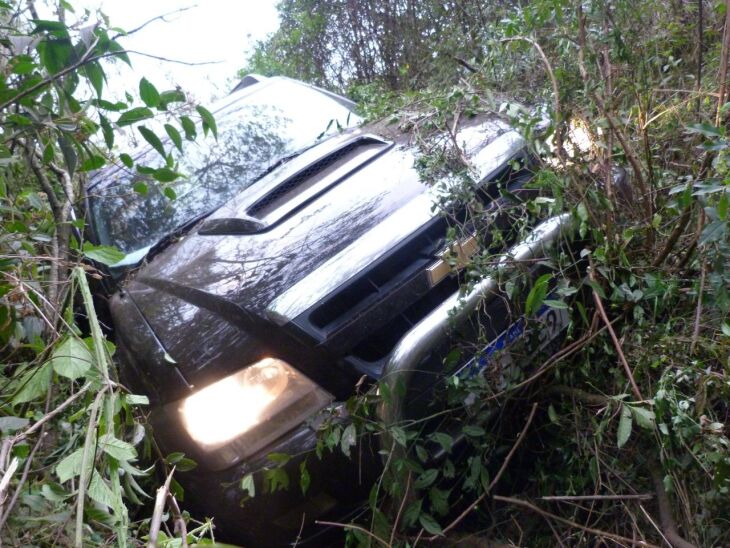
(0, 2, 219, 545)
(1, 0, 729, 546)
(247, 0, 730, 546)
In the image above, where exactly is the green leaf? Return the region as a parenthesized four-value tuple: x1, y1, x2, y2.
(95, 99, 127, 112)
(241, 473, 256, 498)
(153, 168, 181, 183)
(576, 201, 589, 222)
(124, 394, 149, 406)
(544, 299, 568, 309)
(340, 423, 356, 457)
(132, 181, 148, 196)
(137, 126, 166, 159)
(629, 405, 656, 430)
(99, 114, 114, 149)
(390, 426, 407, 447)
(164, 124, 183, 152)
(37, 37, 73, 74)
(58, 136, 77, 178)
(617, 404, 633, 448)
(526, 273, 551, 316)
(721, 322, 730, 337)
(41, 482, 69, 502)
(718, 191, 729, 220)
(83, 61, 105, 97)
(99, 434, 137, 462)
(429, 487, 450, 516)
(79, 155, 106, 172)
(107, 38, 131, 65)
(414, 469, 439, 489)
(462, 425, 485, 437)
(699, 220, 726, 246)
(138, 77, 160, 108)
(299, 461, 310, 495)
(13, 362, 53, 404)
(50, 336, 92, 380)
(119, 153, 134, 168)
(686, 123, 724, 138)
(56, 448, 84, 483)
(165, 452, 197, 472)
(430, 432, 454, 453)
(82, 242, 125, 266)
(267, 452, 291, 465)
(196, 105, 217, 138)
(88, 471, 116, 509)
(119, 152, 134, 169)
(42, 142, 55, 163)
(548, 404, 560, 424)
(32, 19, 70, 34)
(264, 468, 289, 493)
(418, 513, 443, 536)
(403, 499, 423, 528)
(116, 107, 154, 127)
(10, 55, 37, 75)
(158, 89, 186, 109)
(180, 116, 196, 140)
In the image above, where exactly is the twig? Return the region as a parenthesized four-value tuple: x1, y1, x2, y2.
(14, 383, 91, 443)
(167, 490, 188, 548)
(691, 210, 706, 354)
(649, 467, 696, 548)
(149, 467, 176, 548)
(422, 402, 539, 541)
(492, 495, 659, 547)
(315, 520, 390, 547)
(576, 6, 651, 223)
(74, 390, 104, 548)
(638, 504, 673, 547)
(589, 266, 643, 401)
(0, 432, 44, 530)
(695, 0, 704, 116)
(485, 313, 613, 403)
(716, 0, 730, 126)
(541, 494, 653, 502)
(0, 458, 18, 507)
(653, 203, 693, 267)
(113, 6, 194, 38)
(389, 471, 411, 546)
(501, 37, 564, 163)
(0, 47, 213, 113)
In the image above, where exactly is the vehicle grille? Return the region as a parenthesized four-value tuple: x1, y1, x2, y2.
(290, 160, 535, 378)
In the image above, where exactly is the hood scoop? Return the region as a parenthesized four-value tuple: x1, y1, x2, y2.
(199, 134, 392, 236)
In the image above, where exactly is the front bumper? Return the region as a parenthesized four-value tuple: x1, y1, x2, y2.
(378, 214, 573, 449)
(169, 415, 380, 546)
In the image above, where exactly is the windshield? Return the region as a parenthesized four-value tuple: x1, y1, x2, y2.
(88, 79, 359, 258)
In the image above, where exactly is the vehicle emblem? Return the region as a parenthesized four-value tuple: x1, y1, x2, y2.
(427, 234, 478, 287)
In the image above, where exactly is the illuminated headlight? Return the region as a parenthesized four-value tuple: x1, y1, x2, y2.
(177, 358, 333, 469)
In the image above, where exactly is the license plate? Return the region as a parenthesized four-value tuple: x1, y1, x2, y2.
(459, 301, 570, 379)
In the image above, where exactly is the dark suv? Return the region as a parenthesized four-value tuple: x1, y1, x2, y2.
(87, 75, 572, 545)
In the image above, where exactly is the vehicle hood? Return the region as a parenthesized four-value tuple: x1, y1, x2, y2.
(110, 115, 525, 394)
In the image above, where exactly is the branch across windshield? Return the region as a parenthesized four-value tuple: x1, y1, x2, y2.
(89, 79, 360, 258)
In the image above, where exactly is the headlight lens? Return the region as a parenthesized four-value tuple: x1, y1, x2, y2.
(177, 358, 332, 469)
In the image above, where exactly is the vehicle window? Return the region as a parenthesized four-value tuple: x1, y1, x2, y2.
(89, 80, 359, 257)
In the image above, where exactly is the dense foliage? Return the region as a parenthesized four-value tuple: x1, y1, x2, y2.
(0, 0, 728, 546)
(248, 0, 730, 546)
(0, 1, 219, 545)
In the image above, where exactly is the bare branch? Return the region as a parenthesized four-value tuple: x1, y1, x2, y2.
(493, 495, 660, 547)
